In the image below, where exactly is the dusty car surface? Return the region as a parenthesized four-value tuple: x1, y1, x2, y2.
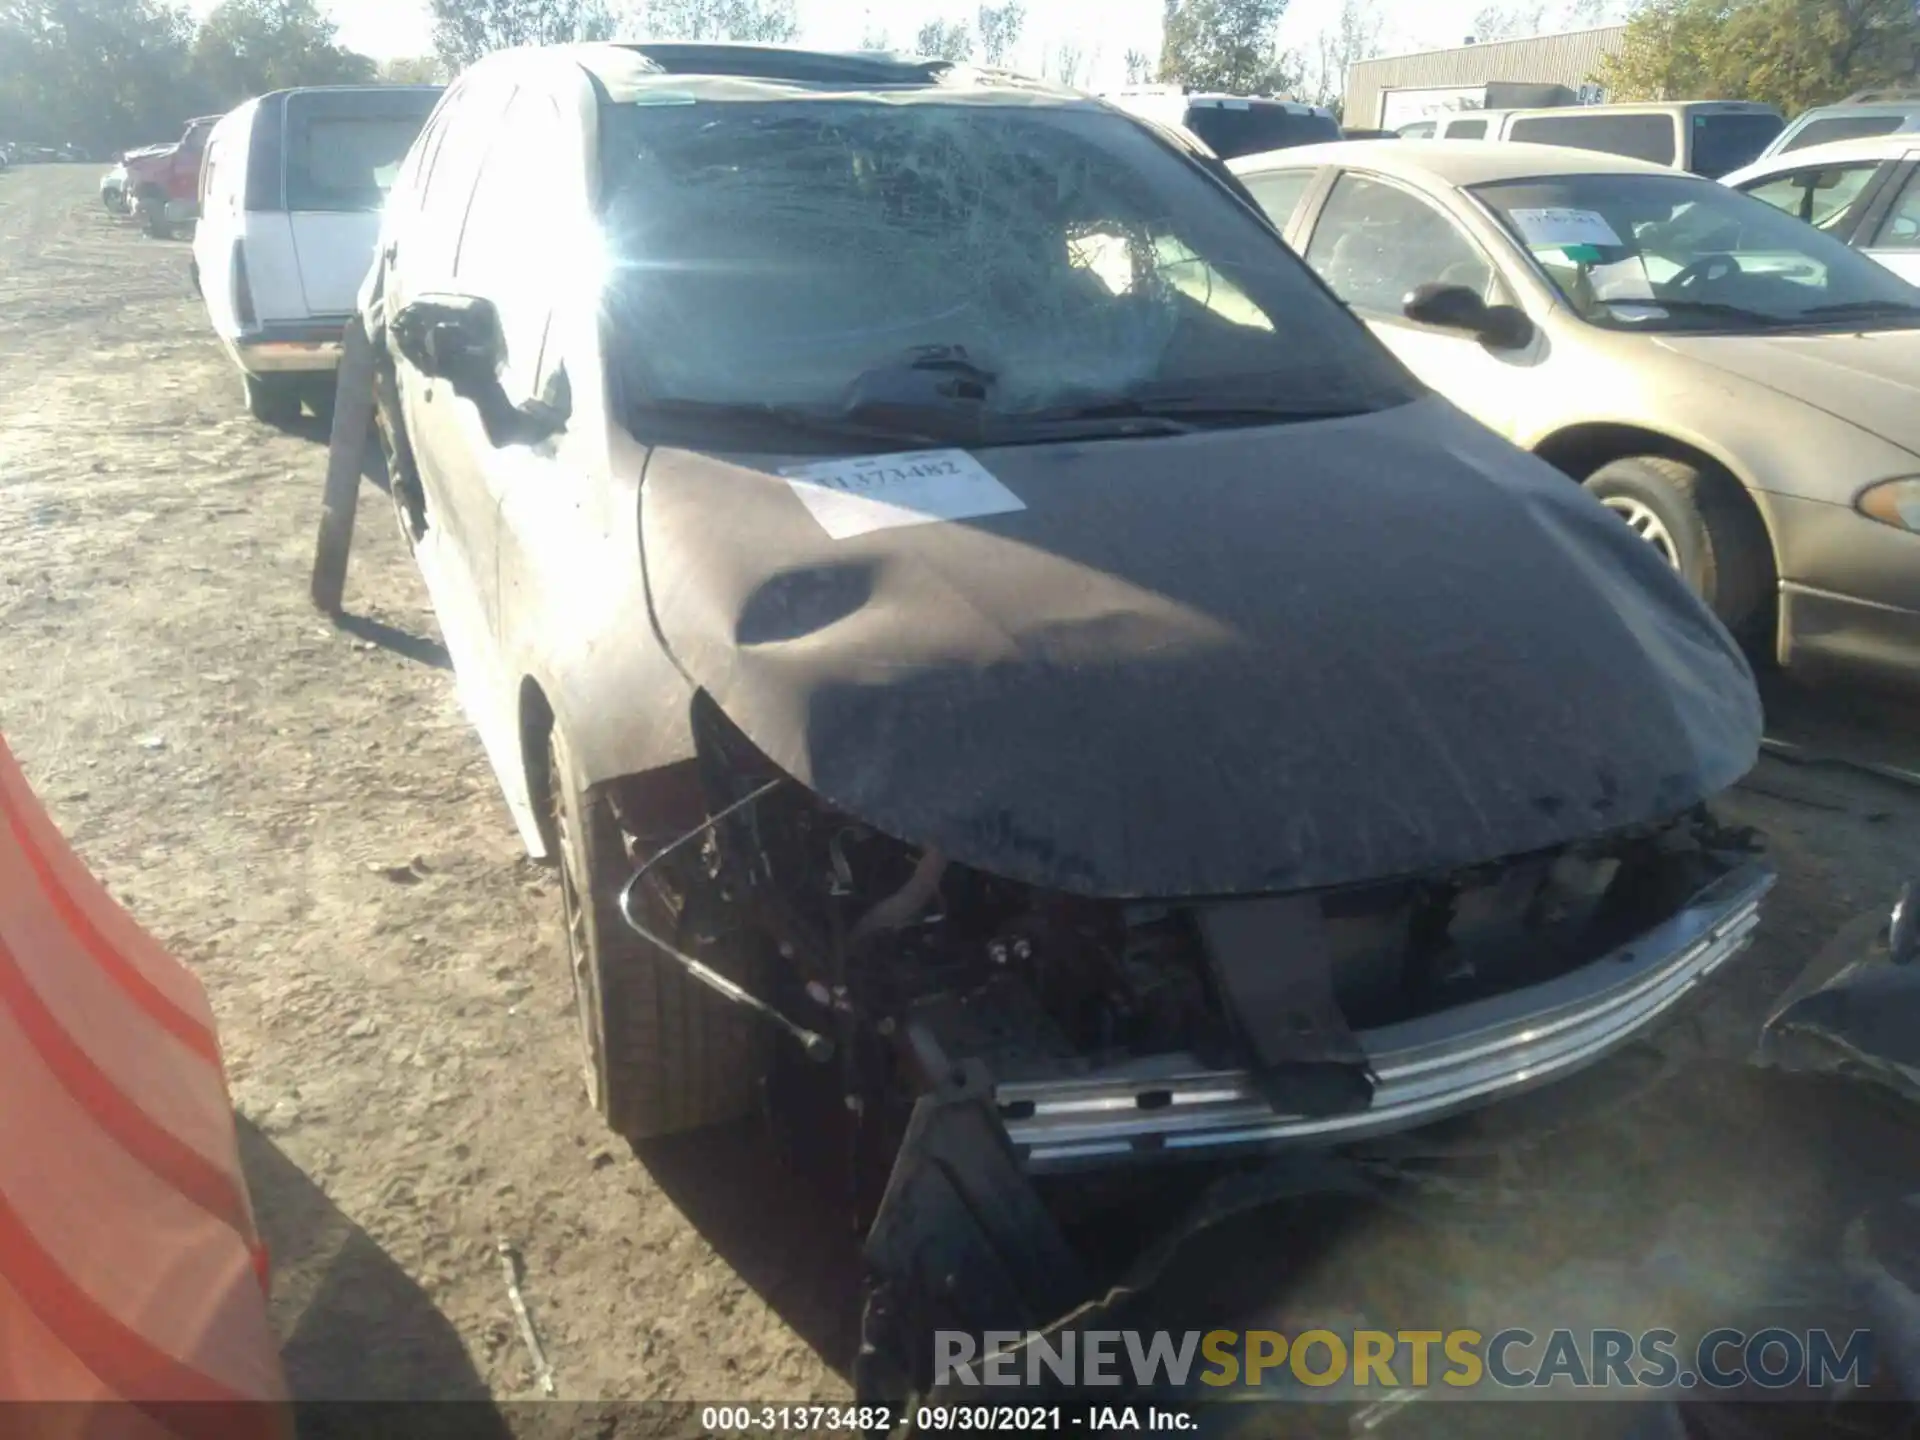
(1234, 139, 1920, 688)
(356, 43, 1768, 1197)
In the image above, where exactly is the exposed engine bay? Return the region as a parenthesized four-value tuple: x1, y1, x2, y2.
(627, 702, 1766, 1188)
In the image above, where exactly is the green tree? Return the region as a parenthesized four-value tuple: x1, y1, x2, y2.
(0, 0, 196, 150)
(1159, 0, 1296, 93)
(914, 16, 973, 59)
(378, 54, 447, 83)
(429, 0, 615, 71)
(1599, 0, 1920, 113)
(642, 0, 798, 41)
(190, 0, 375, 106)
(974, 0, 1023, 64)
(1301, 0, 1382, 109)
(1123, 45, 1154, 82)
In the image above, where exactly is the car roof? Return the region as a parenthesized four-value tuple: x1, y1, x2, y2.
(496, 40, 1085, 107)
(1799, 99, 1920, 116)
(1721, 132, 1920, 186)
(1229, 138, 1683, 186)
(255, 84, 443, 102)
(1737, 132, 1920, 171)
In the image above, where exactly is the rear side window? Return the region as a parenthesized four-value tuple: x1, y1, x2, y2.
(284, 89, 441, 213)
(1304, 174, 1495, 313)
(1444, 119, 1487, 139)
(1688, 112, 1784, 177)
(1870, 169, 1920, 250)
(1508, 112, 1676, 167)
(1241, 169, 1316, 230)
(1785, 114, 1908, 152)
(1183, 103, 1339, 159)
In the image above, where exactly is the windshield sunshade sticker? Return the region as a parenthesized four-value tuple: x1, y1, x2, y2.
(778, 450, 1027, 540)
(1508, 207, 1623, 249)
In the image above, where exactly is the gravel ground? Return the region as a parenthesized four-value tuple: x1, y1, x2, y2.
(2, 162, 1918, 1419)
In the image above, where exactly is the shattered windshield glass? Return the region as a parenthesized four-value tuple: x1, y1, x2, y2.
(597, 97, 1415, 434)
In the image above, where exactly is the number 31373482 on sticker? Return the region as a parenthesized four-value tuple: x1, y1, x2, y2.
(779, 449, 1027, 540)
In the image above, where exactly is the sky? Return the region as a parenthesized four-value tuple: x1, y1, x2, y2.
(186, 0, 1591, 88)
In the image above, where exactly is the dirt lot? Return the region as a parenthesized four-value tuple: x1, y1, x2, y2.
(2, 162, 1919, 1416)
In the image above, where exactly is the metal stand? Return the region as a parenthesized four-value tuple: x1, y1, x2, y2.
(310, 318, 378, 615)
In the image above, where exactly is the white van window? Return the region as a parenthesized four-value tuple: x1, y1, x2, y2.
(1444, 119, 1488, 140)
(1507, 112, 1676, 167)
(285, 90, 441, 213)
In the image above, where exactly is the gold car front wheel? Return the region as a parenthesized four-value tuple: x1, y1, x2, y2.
(1584, 455, 1773, 637)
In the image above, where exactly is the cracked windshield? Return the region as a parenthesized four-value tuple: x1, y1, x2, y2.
(1, 0, 1918, 1434)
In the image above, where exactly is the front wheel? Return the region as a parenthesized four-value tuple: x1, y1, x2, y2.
(546, 729, 768, 1140)
(1584, 455, 1773, 636)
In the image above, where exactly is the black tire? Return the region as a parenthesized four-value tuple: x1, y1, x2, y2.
(546, 728, 767, 1139)
(242, 372, 302, 427)
(304, 378, 336, 426)
(1583, 455, 1773, 634)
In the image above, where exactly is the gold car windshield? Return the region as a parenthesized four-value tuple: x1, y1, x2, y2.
(1473, 172, 1920, 332)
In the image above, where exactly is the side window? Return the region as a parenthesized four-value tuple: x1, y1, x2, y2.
(1303, 174, 1496, 315)
(1445, 119, 1488, 140)
(1508, 113, 1677, 167)
(1741, 171, 1812, 220)
(1241, 169, 1316, 232)
(1871, 169, 1920, 250)
(454, 91, 571, 404)
(409, 84, 514, 282)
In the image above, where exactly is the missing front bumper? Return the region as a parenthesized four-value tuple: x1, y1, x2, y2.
(995, 861, 1774, 1173)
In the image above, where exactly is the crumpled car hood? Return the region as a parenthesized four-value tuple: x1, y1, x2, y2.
(1656, 328, 1920, 456)
(639, 394, 1761, 898)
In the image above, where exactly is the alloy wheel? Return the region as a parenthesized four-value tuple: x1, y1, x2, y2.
(1600, 495, 1681, 569)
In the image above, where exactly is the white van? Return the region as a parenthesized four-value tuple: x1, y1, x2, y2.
(1486, 101, 1785, 178)
(193, 85, 441, 423)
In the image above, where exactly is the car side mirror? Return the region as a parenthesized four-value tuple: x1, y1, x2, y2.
(391, 293, 504, 399)
(1402, 282, 1535, 350)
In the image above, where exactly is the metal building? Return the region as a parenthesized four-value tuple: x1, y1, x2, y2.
(1346, 25, 1630, 131)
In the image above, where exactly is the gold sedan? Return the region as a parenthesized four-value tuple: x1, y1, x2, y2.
(1232, 139, 1920, 687)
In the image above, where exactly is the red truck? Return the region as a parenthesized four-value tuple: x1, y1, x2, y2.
(124, 114, 222, 238)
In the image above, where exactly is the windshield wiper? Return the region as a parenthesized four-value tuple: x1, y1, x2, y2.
(1797, 299, 1920, 320)
(1006, 393, 1366, 430)
(1603, 298, 1777, 327)
(631, 397, 953, 449)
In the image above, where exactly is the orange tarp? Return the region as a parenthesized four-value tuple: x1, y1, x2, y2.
(0, 732, 288, 1436)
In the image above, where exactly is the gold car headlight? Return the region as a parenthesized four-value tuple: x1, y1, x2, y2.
(1859, 478, 1920, 533)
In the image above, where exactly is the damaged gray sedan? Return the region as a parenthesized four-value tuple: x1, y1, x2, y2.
(355, 43, 1772, 1187)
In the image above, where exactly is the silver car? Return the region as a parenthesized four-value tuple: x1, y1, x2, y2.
(1234, 139, 1920, 687)
(354, 46, 1770, 1181)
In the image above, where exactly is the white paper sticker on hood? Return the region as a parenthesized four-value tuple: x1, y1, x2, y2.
(1508, 207, 1623, 249)
(780, 449, 1027, 540)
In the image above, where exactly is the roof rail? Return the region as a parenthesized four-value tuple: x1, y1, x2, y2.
(618, 42, 953, 87)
